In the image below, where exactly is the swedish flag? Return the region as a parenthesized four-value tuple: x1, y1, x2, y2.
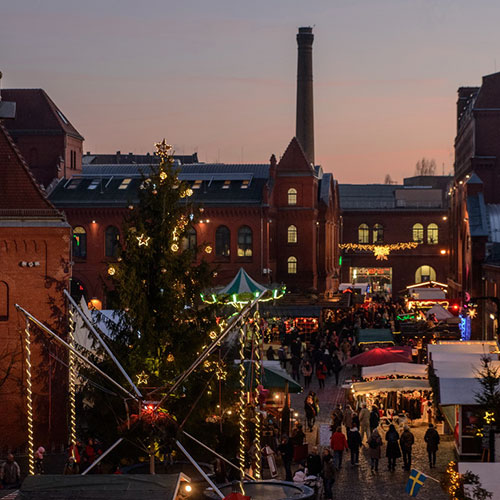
(405, 469, 427, 496)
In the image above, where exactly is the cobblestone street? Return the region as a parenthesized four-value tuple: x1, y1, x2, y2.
(286, 366, 455, 499)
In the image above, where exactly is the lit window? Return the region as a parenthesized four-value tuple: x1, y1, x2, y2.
(72, 226, 87, 259)
(373, 224, 384, 244)
(287, 225, 297, 243)
(192, 180, 202, 189)
(287, 256, 297, 274)
(215, 226, 230, 257)
(88, 179, 100, 190)
(415, 265, 436, 283)
(412, 223, 424, 243)
(358, 224, 369, 244)
(237, 226, 253, 257)
(118, 178, 132, 190)
(288, 188, 297, 206)
(241, 180, 250, 189)
(427, 223, 439, 244)
(222, 180, 231, 189)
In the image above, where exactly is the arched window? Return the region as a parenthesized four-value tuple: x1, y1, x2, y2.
(287, 225, 298, 243)
(287, 256, 297, 274)
(358, 223, 369, 244)
(0, 281, 9, 321)
(237, 226, 253, 257)
(72, 226, 87, 259)
(288, 188, 297, 206)
(415, 265, 436, 283)
(412, 223, 424, 244)
(427, 223, 439, 244)
(105, 226, 120, 257)
(182, 227, 197, 251)
(215, 225, 230, 257)
(373, 224, 384, 244)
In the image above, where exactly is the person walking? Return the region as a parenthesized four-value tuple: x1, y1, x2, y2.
(302, 360, 313, 389)
(330, 426, 348, 470)
(400, 425, 415, 471)
(347, 424, 362, 466)
(359, 404, 371, 443)
(1, 454, 21, 489)
(367, 428, 383, 472)
(344, 404, 354, 431)
(332, 354, 342, 386)
(331, 404, 344, 431)
(322, 452, 336, 500)
(385, 424, 401, 472)
(266, 345, 275, 361)
(316, 361, 327, 390)
(369, 406, 380, 433)
(424, 423, 440, 468)
(304, 394, 317, 432)
(278, 435, 294, 481)
(291, 354, 301, 383)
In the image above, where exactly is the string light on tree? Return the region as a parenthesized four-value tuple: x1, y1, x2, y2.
(107, 266, 116, 276)
(136, 234, 151, 247)
(154, 139, 173, 159)
(136, 370, 149, 385)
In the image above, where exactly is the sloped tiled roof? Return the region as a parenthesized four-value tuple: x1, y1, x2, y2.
(467, 193, 489, 237)
(0, 123, 63, 216)
(83, 152, 198, 165)
(1, 88, 84, 140)
(487, 204, 500, 243)
(339, 184, 397, 209)
(277, 137, 315, 175)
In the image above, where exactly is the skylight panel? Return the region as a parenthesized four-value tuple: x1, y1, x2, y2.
(118, 178, 132, 190)
(222, 180, 231, 189)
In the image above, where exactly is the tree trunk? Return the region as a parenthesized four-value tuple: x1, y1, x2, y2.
(149, 452, 155, 474)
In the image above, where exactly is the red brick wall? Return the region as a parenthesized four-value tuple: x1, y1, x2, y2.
(0, 225, 70, 451)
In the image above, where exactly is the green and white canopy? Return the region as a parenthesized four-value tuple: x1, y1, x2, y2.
(202, 268, 285, 305)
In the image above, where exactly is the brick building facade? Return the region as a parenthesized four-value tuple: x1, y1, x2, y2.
(0, 123, 71, 450)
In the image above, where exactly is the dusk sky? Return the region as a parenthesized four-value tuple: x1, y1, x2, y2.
(2, 0, 500, 183)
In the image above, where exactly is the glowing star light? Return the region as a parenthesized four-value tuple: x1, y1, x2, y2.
(136, 234, 151, 247)
(155, 139, 172, 159)
(468, 307, 477, 319)
(373, 246, 390, 261)
(136, 370, 149, 385)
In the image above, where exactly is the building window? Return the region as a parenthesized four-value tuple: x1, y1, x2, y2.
(287, 225, 298, 243)
(415, 265, 436, 283)
(72, 226, 87, 259)
(287, 256, 297, 274)
(237, 226, 253, 257)
(192, 180, 202, 189)
(241, 180, 250, 189)
(427, 223, 439, 244)
(118, 178, 132, 190)
(105, 226, 120, 257)
(412, 223, 424, 243)
(88, 179, 100, 190)
(0, 281, 9, 321)
(358, 223, 369, 244)
(182, 227, 197, 251)
(215, 225, 230, 258)
(222, 180, 231, 189)
(373, 224, 384, 244)
(288, 188, 297, 206)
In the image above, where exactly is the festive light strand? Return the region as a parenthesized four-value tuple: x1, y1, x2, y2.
(238, 326, 247, 480)
(252, 311, 262, 480)
(68, 308, 77, 449)
(24, 319, 35, 475)
(339, 242, 419, 261)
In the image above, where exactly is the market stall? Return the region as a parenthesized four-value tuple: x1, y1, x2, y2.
(356, 328, 394, 346)
(348, 346, 412, 366)
(362, 362, 427, 379)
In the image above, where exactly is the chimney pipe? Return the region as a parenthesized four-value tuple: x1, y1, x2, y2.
(296, 26, 315, 166)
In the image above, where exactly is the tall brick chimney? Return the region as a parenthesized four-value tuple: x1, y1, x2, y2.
(296, 27, 315, 166)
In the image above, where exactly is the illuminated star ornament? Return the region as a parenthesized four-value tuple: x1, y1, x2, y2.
(155, 139, 173, 159)
(468, 307, 477, 319)
(136, 370, 149, 385)
(373, 246, 391, 261)
(136, 234, 151, 247)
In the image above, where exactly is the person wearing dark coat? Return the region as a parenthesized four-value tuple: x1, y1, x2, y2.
(332, 354, 342, 386)
(424, 423, 440, 468)
(399, 425, 415, 470)
(321, 451, 335, 500)
(369, 406, 380, 432)
(367, 429, 383, 472)
(304, 395, 317, 432)
(385, 424, 401, 471)
(278, 435, 294, 481)
(346, 425, 362, 465)
(266, 346, 275, 361)
(306, 446, 322, 476)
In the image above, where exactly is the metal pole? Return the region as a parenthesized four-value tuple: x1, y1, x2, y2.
(153, 291, 265, 409)
(175, 440, 225, 499)
(81, 438, 123, 475)
(182, 431, 255, 481)
(64, 290, 143, 399)
(15, 305, 139, 401)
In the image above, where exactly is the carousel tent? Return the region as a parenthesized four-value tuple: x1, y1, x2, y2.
(218, 267, 269, 297)
(356, 329, 394, 345)
(425, 304, 453, 320)
(362, 362, 427, 379)
(352, 378, 430, 395)
(242, 360, 302, 393)
(347, 346, 412, 367)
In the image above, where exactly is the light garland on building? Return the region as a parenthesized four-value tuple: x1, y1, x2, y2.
(339, 242, 419, 261)
(68, 308, 78, 451)
(24, 319, 35, 475)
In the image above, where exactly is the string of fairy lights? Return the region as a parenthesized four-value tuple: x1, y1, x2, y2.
(252, 311, 262, 480)
(339, 242, 419, 261)
(24, 319, 35, 475)
(67, 308, 78, 449)
(446, 461, 461, 499)
(238, 325, 247, 479)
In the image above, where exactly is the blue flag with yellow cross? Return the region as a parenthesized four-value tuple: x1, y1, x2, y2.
(405, 469, 427, 496)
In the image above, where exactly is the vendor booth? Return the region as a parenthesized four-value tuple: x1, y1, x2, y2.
(356, 328, 394, 346)
(348, 346, 412, 366)
(362, 362, 427, 379)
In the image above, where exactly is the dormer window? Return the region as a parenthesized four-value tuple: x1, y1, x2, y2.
(241, 180, 250, 189)
(192, 180, 202, 189)
(88, 179, 100, 190)
(222, 180, 231, 189)
(67, 179, 81, 190)
(118, 178, 132, 190)
(288, 188, 297, 205)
